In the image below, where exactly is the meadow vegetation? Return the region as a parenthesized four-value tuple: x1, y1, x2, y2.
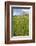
(12, 14, 29, 36)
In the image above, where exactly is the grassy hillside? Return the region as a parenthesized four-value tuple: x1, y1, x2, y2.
(11, 15, 29, 36)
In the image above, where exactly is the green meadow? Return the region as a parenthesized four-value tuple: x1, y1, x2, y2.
(12, 14, 29, 36)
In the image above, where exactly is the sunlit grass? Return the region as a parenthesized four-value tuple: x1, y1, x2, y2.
(11, 15, 29, 36)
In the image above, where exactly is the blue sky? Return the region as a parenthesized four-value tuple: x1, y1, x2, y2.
(13, 9, 22, 15)
(13, 8, 32, 16)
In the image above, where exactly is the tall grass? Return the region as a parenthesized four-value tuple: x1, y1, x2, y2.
(11, 14, 29, 36)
